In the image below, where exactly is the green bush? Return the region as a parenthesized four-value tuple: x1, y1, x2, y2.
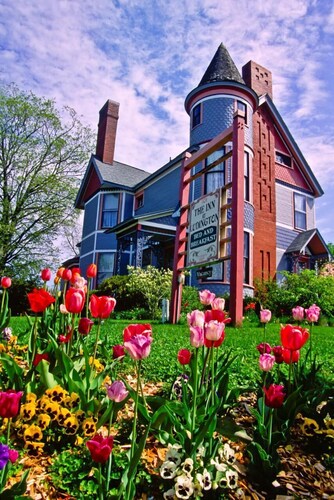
(255, 270, 334, 319)
(97, 274, 145, 311)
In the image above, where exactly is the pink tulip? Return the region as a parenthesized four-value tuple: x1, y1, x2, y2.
(8, 448, 19, 464)
(41, 268, 52, 282)
(260, 309, 272, 323)
(305, 304, 321, 323)
(124, 334, 152, 360)
(211, 297, 225, 311)
(113, 344, 125, 359)
(205, 320, 225, 341)
(105, 381, 129, 402)
(189, 326, 204, 348)
(199, 289, 215, 306)
(259, 353, 275, 371)
(1, 277, 11, 289)
(187, 310, 205, 328)
(292, 306, 304, 322)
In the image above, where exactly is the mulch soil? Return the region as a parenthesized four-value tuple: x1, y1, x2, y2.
(7, 388, 334, 499)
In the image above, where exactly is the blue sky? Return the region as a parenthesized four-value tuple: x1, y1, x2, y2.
(1, 0, 334, 243)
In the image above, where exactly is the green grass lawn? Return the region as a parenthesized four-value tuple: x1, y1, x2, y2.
(10, 316, 334, 388)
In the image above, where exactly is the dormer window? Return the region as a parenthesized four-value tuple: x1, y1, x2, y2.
(275, 151, 291, 168)
(191, 103, 201, 129)
(135, 192, 144, 210)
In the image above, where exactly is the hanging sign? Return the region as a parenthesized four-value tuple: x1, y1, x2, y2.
(187, 190, 220, 267)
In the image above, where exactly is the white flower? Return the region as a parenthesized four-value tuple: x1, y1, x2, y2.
(196, 445, 206, 457)
(163, 488, 176, 500)
(165, 445, 182, 466)
(160, 460, 178, 479)
(226, 470, 238, 489)
(181, 457, 193, 475)
(175, 474, 194, 499)
(222, 443, 235, 464)
(202, 468, 212, 490)
(211, 457, 227, 472)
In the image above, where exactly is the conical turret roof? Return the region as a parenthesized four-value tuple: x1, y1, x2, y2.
(198, 43, 245, 86)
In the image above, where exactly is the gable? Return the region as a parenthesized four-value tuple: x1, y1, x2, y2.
(258, 95, 323, 198)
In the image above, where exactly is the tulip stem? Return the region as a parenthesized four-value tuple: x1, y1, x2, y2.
(288, 351, 293, 394)
(268, 408, 274, 451)
(0, 288, 6, 314)
(92, 318, 102, 369)
(262, 372, 268, 425)
(86, 278, 91, 317)
(106, 406, 114, 493)
(98, 463, 104, 500)
(30, 315, 39, 369)
(191, 349, 199, 440)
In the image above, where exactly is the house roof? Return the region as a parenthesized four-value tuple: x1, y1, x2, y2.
(93, 157, 150, 187)
(75, 155, 150, 208)
(286, 229, 330, 257)
(260, 95, 324, 197)
(198, 43, 245, 86)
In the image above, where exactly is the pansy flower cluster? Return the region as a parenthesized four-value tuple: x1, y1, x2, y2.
(10, 387, 99, 456)
(160, 442, 241, 499)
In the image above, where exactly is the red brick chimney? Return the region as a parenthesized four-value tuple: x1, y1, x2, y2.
(96, 100, 119, 164)
(242, 61, 273, 99)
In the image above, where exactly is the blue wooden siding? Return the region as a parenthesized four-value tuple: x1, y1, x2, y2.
(82, 197, 98, 237)
(124, 192, 134, 219)
(96, 232, 117, 250)
(80, 234, 96, 255)
(135, 167, 181, 215)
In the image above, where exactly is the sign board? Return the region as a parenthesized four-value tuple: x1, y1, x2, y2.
(187, 190, 220, 267)
(196, 267, 213, 279)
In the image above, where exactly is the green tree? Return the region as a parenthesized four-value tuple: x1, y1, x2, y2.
(0, 84, 94, 276)
(126, 265, 173, 319)
(326, 242, 334, 257)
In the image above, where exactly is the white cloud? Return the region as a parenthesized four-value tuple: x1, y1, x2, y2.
(0, 0, 334, 242)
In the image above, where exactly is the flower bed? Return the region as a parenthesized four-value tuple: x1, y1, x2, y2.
(0, 271, 333, 499)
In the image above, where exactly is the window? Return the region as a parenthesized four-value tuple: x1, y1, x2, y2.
(135, 192, 144, 210)
(97, 253, 115, 283)
(275, 151, 291, 167)
(205, 147, 225, 194)
(294, 193, 307, 230)
(244, 152, 250, 202)
(192, 103, 201, 128)
(244, 232, 250, 284)
(237, 100, 247, 124)
(101, 194, 118, 228)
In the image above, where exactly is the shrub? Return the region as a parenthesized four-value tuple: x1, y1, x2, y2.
(97, 274, 145, 311)
(255, 270, 334, 318)
(6, 278, 38, 315)
(126, 265, 173, 319)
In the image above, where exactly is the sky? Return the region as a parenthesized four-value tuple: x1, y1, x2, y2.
(0, 0, 334, 245)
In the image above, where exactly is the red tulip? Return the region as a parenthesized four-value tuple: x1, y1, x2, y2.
(78, 317, 94, 335)
(70, 267, 81, 285)
(177, 349, 192, 365)
(272, 345, 284, 364)
(65, 288, 85, 314)
(1, 276, 11, 289)
(41, 268, 52, 281)
(27, 288, 55, 313)
(89, 295, 116, 319)
(62, 268, 72, 281)
(282, 348, 300, 364)
(33, 353, 50, 366)
(256, 342, 272, 354)
(263, 384, 285, 408)
(86, 434, 114, 463)
(113, 344, 125, 359)
(56, 267, 65, 278)
(0, 390, 24, 418)
(8, 448, 19, 463)
(280, 324, 309, 351)
(123, 323, 152, 342)
(86, 264, 97, 278)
